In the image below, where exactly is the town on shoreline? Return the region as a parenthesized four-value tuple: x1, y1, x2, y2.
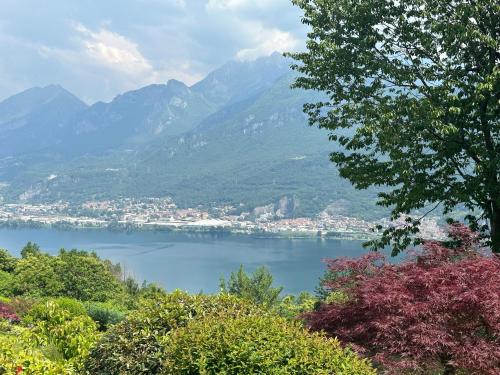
(0, 197, 445, 241)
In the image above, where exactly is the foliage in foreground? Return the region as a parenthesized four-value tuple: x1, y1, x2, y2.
(84, 291, 374, 374)
(306, 225, 500, 374)
(163, 313, 375, 374)
(0, 299, 99, 374)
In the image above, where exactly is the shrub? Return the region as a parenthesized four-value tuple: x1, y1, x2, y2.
(0, 249, 17, 272)
(273, 291, 317, 319)
(84, 302, 126, 331)
(0, 332, 74, 374)
(0, 271, 14, 296)
(84, 291, 260, 374)
(12, 255, 64, 298)
(305, 225, 500, 374)
(11, 249, 124, 302)
(57, 250, 124, 302)
(163, 313, 376, 374)
(0, 302, 19, 323)
(25, 298, 87, 324)
(6, 297, 36, 318)
(27, 301, 98, 370)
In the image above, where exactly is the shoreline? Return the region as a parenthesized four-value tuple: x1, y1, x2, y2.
(0, 220, 376, 242)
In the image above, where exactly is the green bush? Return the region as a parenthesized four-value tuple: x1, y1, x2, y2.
(163, 314, 376, 374)
(0, 331, 75, 374)
(57, 250, 124, 302)
(0, 249, 17, 272)
(84, 291, 374, 374)
(12, 254, 64, 298)
(84, 302, 126, 331)
(0, 271, 14, 296)
(27, 301, 98, 370)
(274, 292, 318, 319)
(11, 249, 124, 302)
(25, 298, 87, 323)
(84, 291, 259, 374)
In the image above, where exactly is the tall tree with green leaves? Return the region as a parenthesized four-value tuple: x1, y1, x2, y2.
(220, 265, 283, 307)
(20, 242, 41, 258)
(288, 0, 500, 254)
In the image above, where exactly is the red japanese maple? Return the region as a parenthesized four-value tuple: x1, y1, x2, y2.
(0, 302, 19, 323)
(306, 225, 500, 374)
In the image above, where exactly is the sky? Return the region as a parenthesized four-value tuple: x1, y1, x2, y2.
(0, 0, 307, 104)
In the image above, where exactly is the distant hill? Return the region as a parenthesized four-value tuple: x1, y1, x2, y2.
(0, 54, 384, 219)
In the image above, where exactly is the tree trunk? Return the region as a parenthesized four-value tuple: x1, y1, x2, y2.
(440, 355, 456, 375)
(491, 201, 500, 254)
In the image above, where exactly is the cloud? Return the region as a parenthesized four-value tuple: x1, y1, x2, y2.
(0, 0, 306, 102)
(235, 22, 300, 61)
(74, 24, 152, 76)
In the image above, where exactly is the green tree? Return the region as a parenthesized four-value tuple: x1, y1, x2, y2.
(289, 0, 500, 254)
(11, 249, 124, 301)
(21, 241, 41, 258)
(0, 271, 14, 296)
(13, 254, 64, 297)
(0, 249, 17, 272)
(220, 265, 283, 307)
(57, 249, 124, 302)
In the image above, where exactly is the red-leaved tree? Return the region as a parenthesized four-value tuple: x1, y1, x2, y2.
(306, 225, 500, 374)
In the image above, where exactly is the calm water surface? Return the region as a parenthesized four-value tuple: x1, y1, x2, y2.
(0, 228, 370, 294)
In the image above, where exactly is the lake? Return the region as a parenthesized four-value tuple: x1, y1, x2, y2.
(0, 228, 370, 295)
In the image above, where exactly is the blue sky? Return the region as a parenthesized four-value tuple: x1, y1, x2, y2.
(0, 0, 306, 104)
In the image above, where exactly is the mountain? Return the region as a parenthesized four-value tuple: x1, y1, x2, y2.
(0, 85, 88, 157)
(55, 79, 216, 155)
(0, 54, 383, 219)
(191, 52, 291, 108)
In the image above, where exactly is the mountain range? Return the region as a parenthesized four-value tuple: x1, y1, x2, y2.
(0, 53, 383, 219)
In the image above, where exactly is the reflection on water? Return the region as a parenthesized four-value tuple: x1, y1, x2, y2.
(0, 228, 369, 294)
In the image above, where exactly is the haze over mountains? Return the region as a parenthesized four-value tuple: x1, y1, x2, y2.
(0, 53, 381, 219)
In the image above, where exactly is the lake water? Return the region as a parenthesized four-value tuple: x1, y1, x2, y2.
(0, 228, 370, 295)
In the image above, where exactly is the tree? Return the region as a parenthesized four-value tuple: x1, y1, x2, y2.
(304, 225, 500, 374)
(12, 249, 123, 301)
(0, 249, 17, 272)
(21, 242, 41, 258)
(57, 249, 123, 302)
(219, 265, 283, 307)
(289, 0, 500, 253)
(13, 254, 64, 297)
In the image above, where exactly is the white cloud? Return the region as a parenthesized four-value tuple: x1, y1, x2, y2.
(71, 24, 203, 87)
(235, 22, 299, 61)
(74, 24, 152, 76)
(0, 0, 304, 102)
